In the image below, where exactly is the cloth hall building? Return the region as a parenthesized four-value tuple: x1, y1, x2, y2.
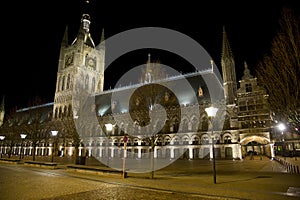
(0, 11, 278, 163)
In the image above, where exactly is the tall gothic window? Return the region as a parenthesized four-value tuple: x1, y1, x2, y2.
(201, 117, 208, 131)
(66, 74, 70, 89)
(85, 75, 89, 90)
(61, 76, 65, 91)
(92, 77, 95, 92)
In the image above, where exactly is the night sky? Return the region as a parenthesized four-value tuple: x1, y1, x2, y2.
(1, 0, 299, 111)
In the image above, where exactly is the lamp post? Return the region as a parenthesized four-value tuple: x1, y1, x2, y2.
(205, 106, 218, 184)
(277, 123, 286, 160)
(0, 136, 5, 158)
(122, 134, 128, 178)
(19, 134, 27, 159)
(51, 131, 58, 163)
(105, 123, 113, 167)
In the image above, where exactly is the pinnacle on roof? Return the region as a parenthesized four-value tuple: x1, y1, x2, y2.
(221, 26, 234, 59)
(96, 28, 105, 50)
(242, 61, 253, 80)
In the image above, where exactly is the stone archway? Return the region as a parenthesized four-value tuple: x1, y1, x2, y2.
(240, 136, 271, 158)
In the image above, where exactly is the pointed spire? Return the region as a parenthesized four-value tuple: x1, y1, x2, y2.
(100, 28, 105, 43)
(242, 61, 253, 80)
(146, 53, 152, 70)
(96, 28, 105, 50)
(147, 53, 151, 63)
(222, 26, 234, 59)
(221, 26, 237, 105)
(61, 25, 69, 47)
(0, 96, 4, 112)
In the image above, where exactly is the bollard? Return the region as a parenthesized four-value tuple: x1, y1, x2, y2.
(297, 166, 299, 174)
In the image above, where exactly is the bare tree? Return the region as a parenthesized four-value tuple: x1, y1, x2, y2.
(129, 83, 180, 178)
(256, 7, 300, 129)
(0, 108, 20, 158)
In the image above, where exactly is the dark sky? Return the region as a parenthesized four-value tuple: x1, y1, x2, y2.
(1, 0, 299, 111)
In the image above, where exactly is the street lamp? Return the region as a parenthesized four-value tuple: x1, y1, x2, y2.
(51, 131, 58, 163)
(19, 134, 27, 159)
(277, 123, 286, 160)
(205, 106, 218, 184)
(105, 123, 113, 167)
(0, 135, 5, 158)
(122, 134, 128, 179)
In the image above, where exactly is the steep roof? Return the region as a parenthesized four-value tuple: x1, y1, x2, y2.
(94, 69, 224, 116)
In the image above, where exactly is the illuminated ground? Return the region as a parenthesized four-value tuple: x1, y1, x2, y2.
(0, 155, 299, 200)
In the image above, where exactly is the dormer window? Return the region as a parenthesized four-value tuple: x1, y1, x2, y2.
(245, 83, 252, 92)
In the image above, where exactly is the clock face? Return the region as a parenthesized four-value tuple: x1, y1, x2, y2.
(86, 57, 96, 69)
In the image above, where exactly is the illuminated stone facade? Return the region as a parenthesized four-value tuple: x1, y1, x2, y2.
(1, 12, 280, 162)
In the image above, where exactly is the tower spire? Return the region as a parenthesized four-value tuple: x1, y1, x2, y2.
(147, 53, 151, 64)
(96, 28, 105, 50)
(61, 25, 69, 47)
(0, 96, 4, 112)
(221, 26, 237, 105)
(100, 28, 105, 43)
(222, 26, 234, 59)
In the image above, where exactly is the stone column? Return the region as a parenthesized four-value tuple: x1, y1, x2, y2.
(189, 147, 193, 159)
(270, 143, 275, 159)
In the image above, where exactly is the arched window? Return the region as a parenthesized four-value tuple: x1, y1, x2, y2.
(92, 77, 95, 92)
(223, 115, 231, 130)
(59, 107, 63, 118)
(164, 138, 170, 145)
(61, 76, 65, 91)
(192, 137, 199, 145)
(201, 136, 209, 145)
(85, 74, 89, 90)
(57, 78, 61, 92)
(182, 119, 188, 132)
(66, 74, 71, 89)
(68, 104, 72, 117)
(173, 117, 179, 133)
(224, 135, 232, 144)
(201, 117, 208, 131)
(58, 77, 63, 91)
(214, 136, 220, 144)
(63, 106, 67, 117)
(173, 138, 179, 145)
(191, 117, 199, 131)
(55, 107, 59, 119)
(156, 138, 162, 146)
(182, 137, 189, 145)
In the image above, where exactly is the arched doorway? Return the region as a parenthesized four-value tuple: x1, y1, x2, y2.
(240, 136, 271, 158)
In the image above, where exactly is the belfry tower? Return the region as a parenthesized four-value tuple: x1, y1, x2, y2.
(53, 8, 105, 119)
(221, 27, 237, 105)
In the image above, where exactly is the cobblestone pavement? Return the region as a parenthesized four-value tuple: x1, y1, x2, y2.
(1, 156, 300, 200)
